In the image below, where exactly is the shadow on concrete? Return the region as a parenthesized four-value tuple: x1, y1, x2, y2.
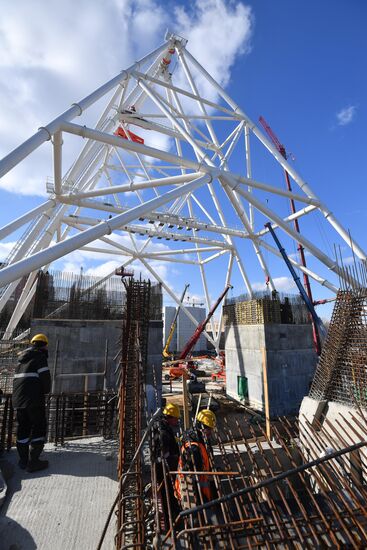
(0, 456, 35, 550)
(0, 438, 117, 512)
(231, 321, 246, 378)
(0, 516, 37, 550)
(0, 438, 117, 550)
(0, 456, 21, 517)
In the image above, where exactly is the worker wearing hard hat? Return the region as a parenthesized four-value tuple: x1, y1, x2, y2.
(175, 409, 216, 507)
(156, 402, 181, 529)
(12, 333, 51, 472)
(196, 409, 216, 438)
(160, 402, 181, 470)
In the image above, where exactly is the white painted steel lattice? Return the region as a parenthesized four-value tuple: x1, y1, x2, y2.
(0, 32, 365, 344)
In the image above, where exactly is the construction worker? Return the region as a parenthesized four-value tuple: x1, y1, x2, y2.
(156, 402, 181, 529)
(175, 409, 216, 508)
(12, 333, 51, 472)
(160, 402, 180, 469)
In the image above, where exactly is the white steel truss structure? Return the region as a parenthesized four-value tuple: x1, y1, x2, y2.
(0, 32, 365, 345)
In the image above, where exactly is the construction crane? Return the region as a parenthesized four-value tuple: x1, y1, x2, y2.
(259, 116, 322, 355)
(167, 284, 232, 380)
(162, 283, 190, 358)
(179, 284, 233, 360)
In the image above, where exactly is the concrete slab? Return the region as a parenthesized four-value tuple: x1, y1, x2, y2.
(0, 437, 118, 550)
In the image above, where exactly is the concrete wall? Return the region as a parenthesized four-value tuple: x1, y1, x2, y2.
(163, 306, 206, 353)
(225, 323, 317, 416)
(31, 318, 163, 395)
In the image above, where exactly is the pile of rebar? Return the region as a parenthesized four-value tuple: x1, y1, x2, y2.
(154, 411, 367, 549)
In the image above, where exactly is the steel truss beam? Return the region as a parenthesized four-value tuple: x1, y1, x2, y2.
(0, 32, 365, 339)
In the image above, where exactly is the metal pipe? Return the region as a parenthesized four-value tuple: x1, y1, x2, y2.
(0, 199, 56, 241)
(0, 41, 169, 179)
(184, 46, 366, 260)
(0, 174, 211, 288)
(179, 439, 367, 518)
(53, 131, 63, 195)
(62, 171, 203, 199)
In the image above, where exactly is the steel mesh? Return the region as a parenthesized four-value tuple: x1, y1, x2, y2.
(309, 288, 367, 406)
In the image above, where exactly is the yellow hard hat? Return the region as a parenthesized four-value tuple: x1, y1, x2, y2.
(31, 333, 48, 345)
(197, 409, 216, 429)
(163, 402, 180, 419)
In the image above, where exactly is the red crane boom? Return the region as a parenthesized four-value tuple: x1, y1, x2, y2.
(259, 116, 286, 158)
(179, 284, 232, 360)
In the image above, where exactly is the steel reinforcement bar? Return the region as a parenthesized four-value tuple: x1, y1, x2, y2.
(115, 278, 151, 550)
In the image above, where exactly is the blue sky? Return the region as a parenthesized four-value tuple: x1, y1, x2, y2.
(0, 0, 366, 319)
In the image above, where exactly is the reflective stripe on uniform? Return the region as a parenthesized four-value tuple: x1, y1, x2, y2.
(14, 372, 39, 379)
(31, 437, 45, 443)
(37, 367, 50, 374)
(17, 438, 30, 444)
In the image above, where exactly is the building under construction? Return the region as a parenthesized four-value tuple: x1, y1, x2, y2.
(0, 32, 367, 550)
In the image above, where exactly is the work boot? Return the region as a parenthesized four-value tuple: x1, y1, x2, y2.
(27, 443, 48, 473)
(16, 442, 29, 469)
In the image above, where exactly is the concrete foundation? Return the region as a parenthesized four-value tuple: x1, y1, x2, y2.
(31, 318, 163, 394)
(225, 323, 317, 416)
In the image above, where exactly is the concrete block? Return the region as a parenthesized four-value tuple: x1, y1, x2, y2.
(225, 323, 317, 416)
(265, 324, 314, 350)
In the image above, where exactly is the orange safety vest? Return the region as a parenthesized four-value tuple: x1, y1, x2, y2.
(174, 441, 212, 501)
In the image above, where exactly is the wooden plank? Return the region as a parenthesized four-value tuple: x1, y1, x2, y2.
(262, 347, 271, 439)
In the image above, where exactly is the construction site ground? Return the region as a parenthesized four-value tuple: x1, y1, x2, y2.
(0, 437, 117, 550)
(162, 375, 263, 438)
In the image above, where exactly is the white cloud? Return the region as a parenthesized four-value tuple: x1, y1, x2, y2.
(252, 276, 296, 293)
(174, 0, 252, 93)
(336, 105, 356, 126)
(85, 260, 122, 277)
(0, 0, 252, 196)
(0, 0, 253, 307)
(288, 250, 310, 262)
(0, 241, 16, 262)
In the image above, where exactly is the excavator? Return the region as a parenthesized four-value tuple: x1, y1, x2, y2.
(162, 283, 190, 358)
(165, 284, 232, 380)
